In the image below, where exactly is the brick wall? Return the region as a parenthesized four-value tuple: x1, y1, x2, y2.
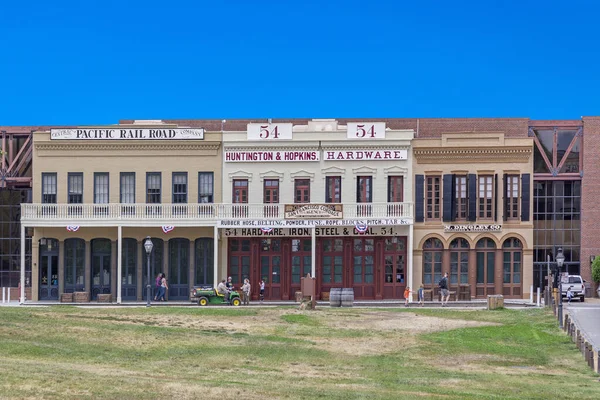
(581, 117, 600, 284)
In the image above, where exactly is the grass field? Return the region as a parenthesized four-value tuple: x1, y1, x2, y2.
(0, 306, 598, 399)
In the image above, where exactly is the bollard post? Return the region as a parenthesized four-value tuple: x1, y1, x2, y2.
(2, 287, 5, 303)
(530, 285, 533, 303)
(536, 287, 541, 307)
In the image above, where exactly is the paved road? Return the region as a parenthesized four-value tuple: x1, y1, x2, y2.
(565, 301, 600, 350)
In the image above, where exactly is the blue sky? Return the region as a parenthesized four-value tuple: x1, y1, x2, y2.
(0, 0, 598, 125)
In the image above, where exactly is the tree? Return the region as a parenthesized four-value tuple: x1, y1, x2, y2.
(593, 256, 600, 285)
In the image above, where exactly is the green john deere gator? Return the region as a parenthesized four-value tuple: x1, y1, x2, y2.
(191, 285, 241, 306)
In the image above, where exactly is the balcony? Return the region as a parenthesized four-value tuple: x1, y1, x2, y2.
(21, 202, 413, 227)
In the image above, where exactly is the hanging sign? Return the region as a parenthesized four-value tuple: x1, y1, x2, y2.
(284, 204, 343, 219)
(51, 128, 205, 140)
(323, 149, 407, 161)
(224, 150, 319, 162)
(444, 224, 502, 232)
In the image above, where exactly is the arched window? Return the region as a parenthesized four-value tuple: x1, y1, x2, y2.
(195, 238, 214, 285)
(64, 238, 85, 293)
(423, 238, 443, 286)
(503, 238, 522, 296)
(476, 238, 496, 295)
(449, 238, 469, 285)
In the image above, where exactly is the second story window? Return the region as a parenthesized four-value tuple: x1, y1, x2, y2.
(387, 176, 403, 202)
(198, 172, 214, 203)
(68, 173, 83, 204)
(264, 179, 279, 203)
(478, 175, 494, 219)
(146, 173, 161, 204)
(426, 176, 441, 220)
(172, 172, 188, 204)
(357, 176, 372, 203)
(42, 173, 57, 204)
(94, 173, 109, 204)
(325, 176, 341, 203)
(505, 175, 520, 220)
(294, 179, 310, 203)
(120, 173, 135, 203)
(233, 179, 248, 203)
(455, 175, 467, 220)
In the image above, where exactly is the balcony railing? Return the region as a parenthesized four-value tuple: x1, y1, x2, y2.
(21, 202, 413, 225)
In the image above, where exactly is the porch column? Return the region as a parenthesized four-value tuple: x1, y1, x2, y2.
(213, 225, 218, 288)
(20, 224, 25, 304)
(408, 224, 414, 303)
(117, 226, 122, 304)
(311, 227, 316, 278)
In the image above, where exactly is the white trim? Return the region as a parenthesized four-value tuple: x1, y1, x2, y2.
(352, 166, 378, 177)
(228, 170, 253, 182)
(383, 165, 409, 177)
(321, 166, 346, 178)
(259, 170, 284, 182)
(289, 170, 315, 182)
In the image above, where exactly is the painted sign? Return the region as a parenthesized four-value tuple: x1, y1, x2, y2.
(284, 204, 343, 219)
(247, 123, 293, 140)
(323, 149, 407, 161)
(50, 128, 205, 140)
(224, 150, 319, 162)
(217, 218, 411, 228)
(444, 224, 502, 232)
(347, 122, 386, 139)
(223, 226, 402, 237)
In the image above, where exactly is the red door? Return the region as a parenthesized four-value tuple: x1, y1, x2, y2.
(259, 239, 282, 299)
(233, 180, 248, 218)
(290, 238, 312, 298)
(320, 238, 344, 295)
(382, 237, 407, 299)
(228, 239, 251, 287)
(263, 179, 279, 218)
(351, 238, 376, 298)
(387, 176, 404, 217)
(357, 176, 372, 217)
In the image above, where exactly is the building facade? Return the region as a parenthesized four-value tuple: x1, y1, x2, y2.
(412, 119, 534, 299)
(219, 119, 414, 300)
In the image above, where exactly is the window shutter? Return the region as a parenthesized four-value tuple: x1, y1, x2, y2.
(415, 175, 424, 222)
(451, 174, 457, 221)
(503, 174, 508, 221)
(468, 174, 477, 221)
(442, 174, 453, 222)
(521, 173, 530, 221)
(494, 174, 498, 222)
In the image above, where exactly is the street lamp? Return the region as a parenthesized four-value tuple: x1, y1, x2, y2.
(144, 236, 154, 307)
(556, 247, 565, 328)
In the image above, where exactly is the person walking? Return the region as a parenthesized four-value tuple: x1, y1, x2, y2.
(153, 273, 162, 301)
(404, 287, 411, 307)
(439, 272, 450, 307)
(241, 278, 251, 305)
(158, 273, 168, 302)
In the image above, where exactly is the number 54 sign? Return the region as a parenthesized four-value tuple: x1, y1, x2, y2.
(247, 123, 293, 140)
(347, 122, 386, 139)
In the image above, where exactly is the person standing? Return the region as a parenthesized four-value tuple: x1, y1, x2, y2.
(418, 285, 425, 306)
(259, 279, 265, 304)
(404, 287, 411, 307)
(153, 273, 162, 301)
(158, 273, 168, 302)
(439, 272, 449, 307)
(241, 278, 251, 305)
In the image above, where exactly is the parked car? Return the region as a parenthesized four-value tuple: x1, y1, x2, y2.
(560, 275, 585, 302)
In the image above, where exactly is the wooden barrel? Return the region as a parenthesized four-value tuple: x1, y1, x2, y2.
(329, 288, 342, 307)
(341, 288, 354, 307)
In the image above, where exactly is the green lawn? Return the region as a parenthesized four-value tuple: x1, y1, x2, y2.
(0, 306, 598, 399)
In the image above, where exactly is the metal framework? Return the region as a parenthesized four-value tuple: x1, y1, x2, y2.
(0, 130, 33, 188)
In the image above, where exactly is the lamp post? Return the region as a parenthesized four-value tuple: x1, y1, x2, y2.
(556, 247, 565, 328)
(144, 236, 154, 307)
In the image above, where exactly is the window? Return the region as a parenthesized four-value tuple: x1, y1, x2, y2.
(68, 173, 83, 204)
(450, 238, 469, 285)
(478, 175, 493, 219)
(120, 173, 135, 203)
(357, 176, 372, 202)
(172, 172, 188, 204)
(423, 238, 443, 286)
(146, 173, 161, 204)
(94, 173, 109, 204)
(233, 179, 248, 218)
(42, 173, 57, 204)
(455, 175, 467, 220)
(264, 179, 279, 203)
(291, 239, 311, 284)
(388, 176, 403, 202)
(325, 176, 341, 203)
(506, 175, 519, 220)
(476, 238, 496, 294)
(294, 179, 310, 203)
(198, 172, 214, 203)
(195, 238, 214, 285)
(426, 176, 441, 220)
(503, 238, 522, 285)
(321, 238, 343, 284)
(263, 179, 279, 218)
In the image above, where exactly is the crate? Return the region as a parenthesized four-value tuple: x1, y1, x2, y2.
(60, 293, 73, 303)
(73, 292, 90, 303)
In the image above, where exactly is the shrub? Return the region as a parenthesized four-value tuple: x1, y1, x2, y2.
(592, 256, 600, 284)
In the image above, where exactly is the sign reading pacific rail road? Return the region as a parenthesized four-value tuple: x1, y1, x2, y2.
(50, 128, 205, 140)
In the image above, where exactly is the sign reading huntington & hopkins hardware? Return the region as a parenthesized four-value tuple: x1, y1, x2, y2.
(444, 224, 502, 232)
(284, 204, 343, 219)
(50, 128, 205, 140)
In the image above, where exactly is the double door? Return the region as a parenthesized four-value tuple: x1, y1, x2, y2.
(39, 254, 59, 300)
(92, 253, 111, 300)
